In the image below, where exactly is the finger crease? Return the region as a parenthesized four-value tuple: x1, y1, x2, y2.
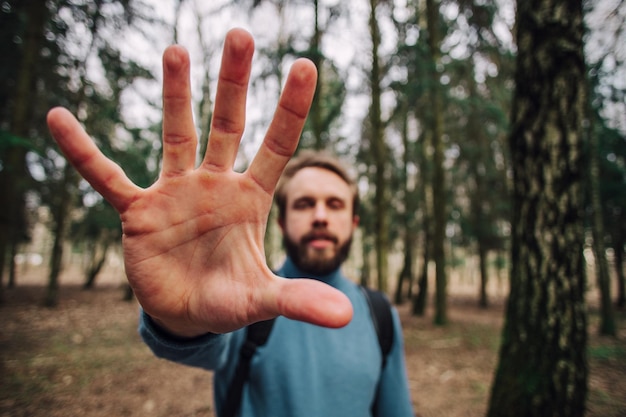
(164, 133, 195, 145)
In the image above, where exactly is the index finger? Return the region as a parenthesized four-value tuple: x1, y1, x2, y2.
(47, 107, 140, 212)
(247, 58, 317, 193)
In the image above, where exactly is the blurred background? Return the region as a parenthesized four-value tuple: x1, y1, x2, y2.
(0, 0, 625, 416)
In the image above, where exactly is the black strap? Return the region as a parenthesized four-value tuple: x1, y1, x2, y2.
(222, 287, 394, 417)
(360, 285, 394, 367)
(361, 285, 394, 416)
(221, 319, 275, 417)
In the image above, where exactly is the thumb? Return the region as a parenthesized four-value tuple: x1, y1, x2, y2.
(272, 278, 354, 328)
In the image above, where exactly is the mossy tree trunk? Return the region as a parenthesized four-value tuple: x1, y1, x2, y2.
(487, 0, 588, 415)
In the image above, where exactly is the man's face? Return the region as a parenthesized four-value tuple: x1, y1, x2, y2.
(280, 167, 359, 276)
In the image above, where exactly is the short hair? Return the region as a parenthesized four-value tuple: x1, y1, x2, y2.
(275, 150, 359, 220)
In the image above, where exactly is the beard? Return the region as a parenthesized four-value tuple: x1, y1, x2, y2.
(284, 230, 353, 277)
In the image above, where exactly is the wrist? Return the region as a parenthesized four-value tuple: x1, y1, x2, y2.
(148, 314, 209, 340)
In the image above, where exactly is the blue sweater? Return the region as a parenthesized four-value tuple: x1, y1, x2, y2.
(139, 258, 414, 417)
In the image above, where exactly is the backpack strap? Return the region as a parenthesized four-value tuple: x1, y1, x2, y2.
(221, 319, 275, 417)
(361, 285, 394, 416)
(360, 285, 394, 368)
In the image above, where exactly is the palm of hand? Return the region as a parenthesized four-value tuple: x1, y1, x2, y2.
(122, 170, 275, 335)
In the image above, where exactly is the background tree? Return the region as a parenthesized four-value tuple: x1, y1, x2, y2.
(584, 0, 626, 316)
(441, 1, 513, 308)
(425, 0, 448, 325)
(0, 0, 49, 301)
(387, 1, 429, 305)
(367, 0, 390, 292)
(594, 115, 626, 309)
(487, 0, 588, 415)
(72, 199, 121, 289)
(588, 97, 617, 335)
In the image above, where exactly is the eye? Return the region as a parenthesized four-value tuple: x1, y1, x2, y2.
(327, 198, 346, 210)
(292, 197, 314, 210)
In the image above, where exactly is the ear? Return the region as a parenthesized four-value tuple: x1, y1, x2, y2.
(352, 215, 360, 228)
(278, 217, 286, 233)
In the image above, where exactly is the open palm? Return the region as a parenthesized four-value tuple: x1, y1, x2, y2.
(46, 29, 352, 337)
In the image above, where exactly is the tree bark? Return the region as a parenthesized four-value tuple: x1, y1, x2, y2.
(426, 0, 447, 325)
(615, 239, 625, 309)
(413, 128, 431, 316)
(396, 105, 417, 305)
(467, 68, 491, 309)
(310, 0, 324, 150)
(478, 241, 488, 308)
(589, 109, 616, 335)
(487, 1, 588, 415)
(83, 236, 112, 290)
(44, 165, 75, 307)
(368, 0, 389, 293)
(412, 232, 429, 316)
(0, 0, 47, 298)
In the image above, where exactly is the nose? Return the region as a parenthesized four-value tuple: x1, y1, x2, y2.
(312, 202, 328, 226)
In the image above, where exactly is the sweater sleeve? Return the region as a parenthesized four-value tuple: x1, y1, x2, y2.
(138, 309, 232, 371)
(373, 308, 415, 417)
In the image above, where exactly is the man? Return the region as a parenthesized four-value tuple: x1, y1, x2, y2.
(47, 28, 413, 416)
(140, 150, 414, 416)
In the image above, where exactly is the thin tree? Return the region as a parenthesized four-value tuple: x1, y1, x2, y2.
(426, 0, 447, 325)
(368, 0, 390, 293)
(395, 104, 417, 305)
(588, 105, 616, 335)
(413, 130, 431, 315)
(487, 0, 588, 415)
(191, 0, 215, 165)
(310, 0, 323, 150)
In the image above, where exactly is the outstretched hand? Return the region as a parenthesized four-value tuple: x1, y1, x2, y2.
(46, 29, 353, 337)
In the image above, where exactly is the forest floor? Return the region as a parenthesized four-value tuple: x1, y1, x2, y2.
(1, 268, 625, 417)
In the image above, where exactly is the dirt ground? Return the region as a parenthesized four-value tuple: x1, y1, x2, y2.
(1, 270, 625, 417)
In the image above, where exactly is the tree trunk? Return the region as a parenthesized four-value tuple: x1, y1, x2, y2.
(487, 1, 588, 415)
(311, 0, 324, 150)
(123, 284, 134, 302)
(478, 241, 488, 308)
(412, 232, 429, 316)
(467, 68, 491, 309)
(361, 239, 373, 288)
(0, 0, 47, 299)
(193, 0, 214, 166)
(83, 238, 111, 290)
(426, 0, 447, 325)
(396, 105, 416, 305)
(44, 165, 75, 307)
(413, 127, 431, 316)
(615, 239, 625, 309)
(8, 242, 18, 288)
(589, 108, 616, 335)
(395, 240, 414, 305)
(369, 0, 389, 293)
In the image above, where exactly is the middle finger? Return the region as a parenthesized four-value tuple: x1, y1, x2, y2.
(202, 29, 254, 171)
